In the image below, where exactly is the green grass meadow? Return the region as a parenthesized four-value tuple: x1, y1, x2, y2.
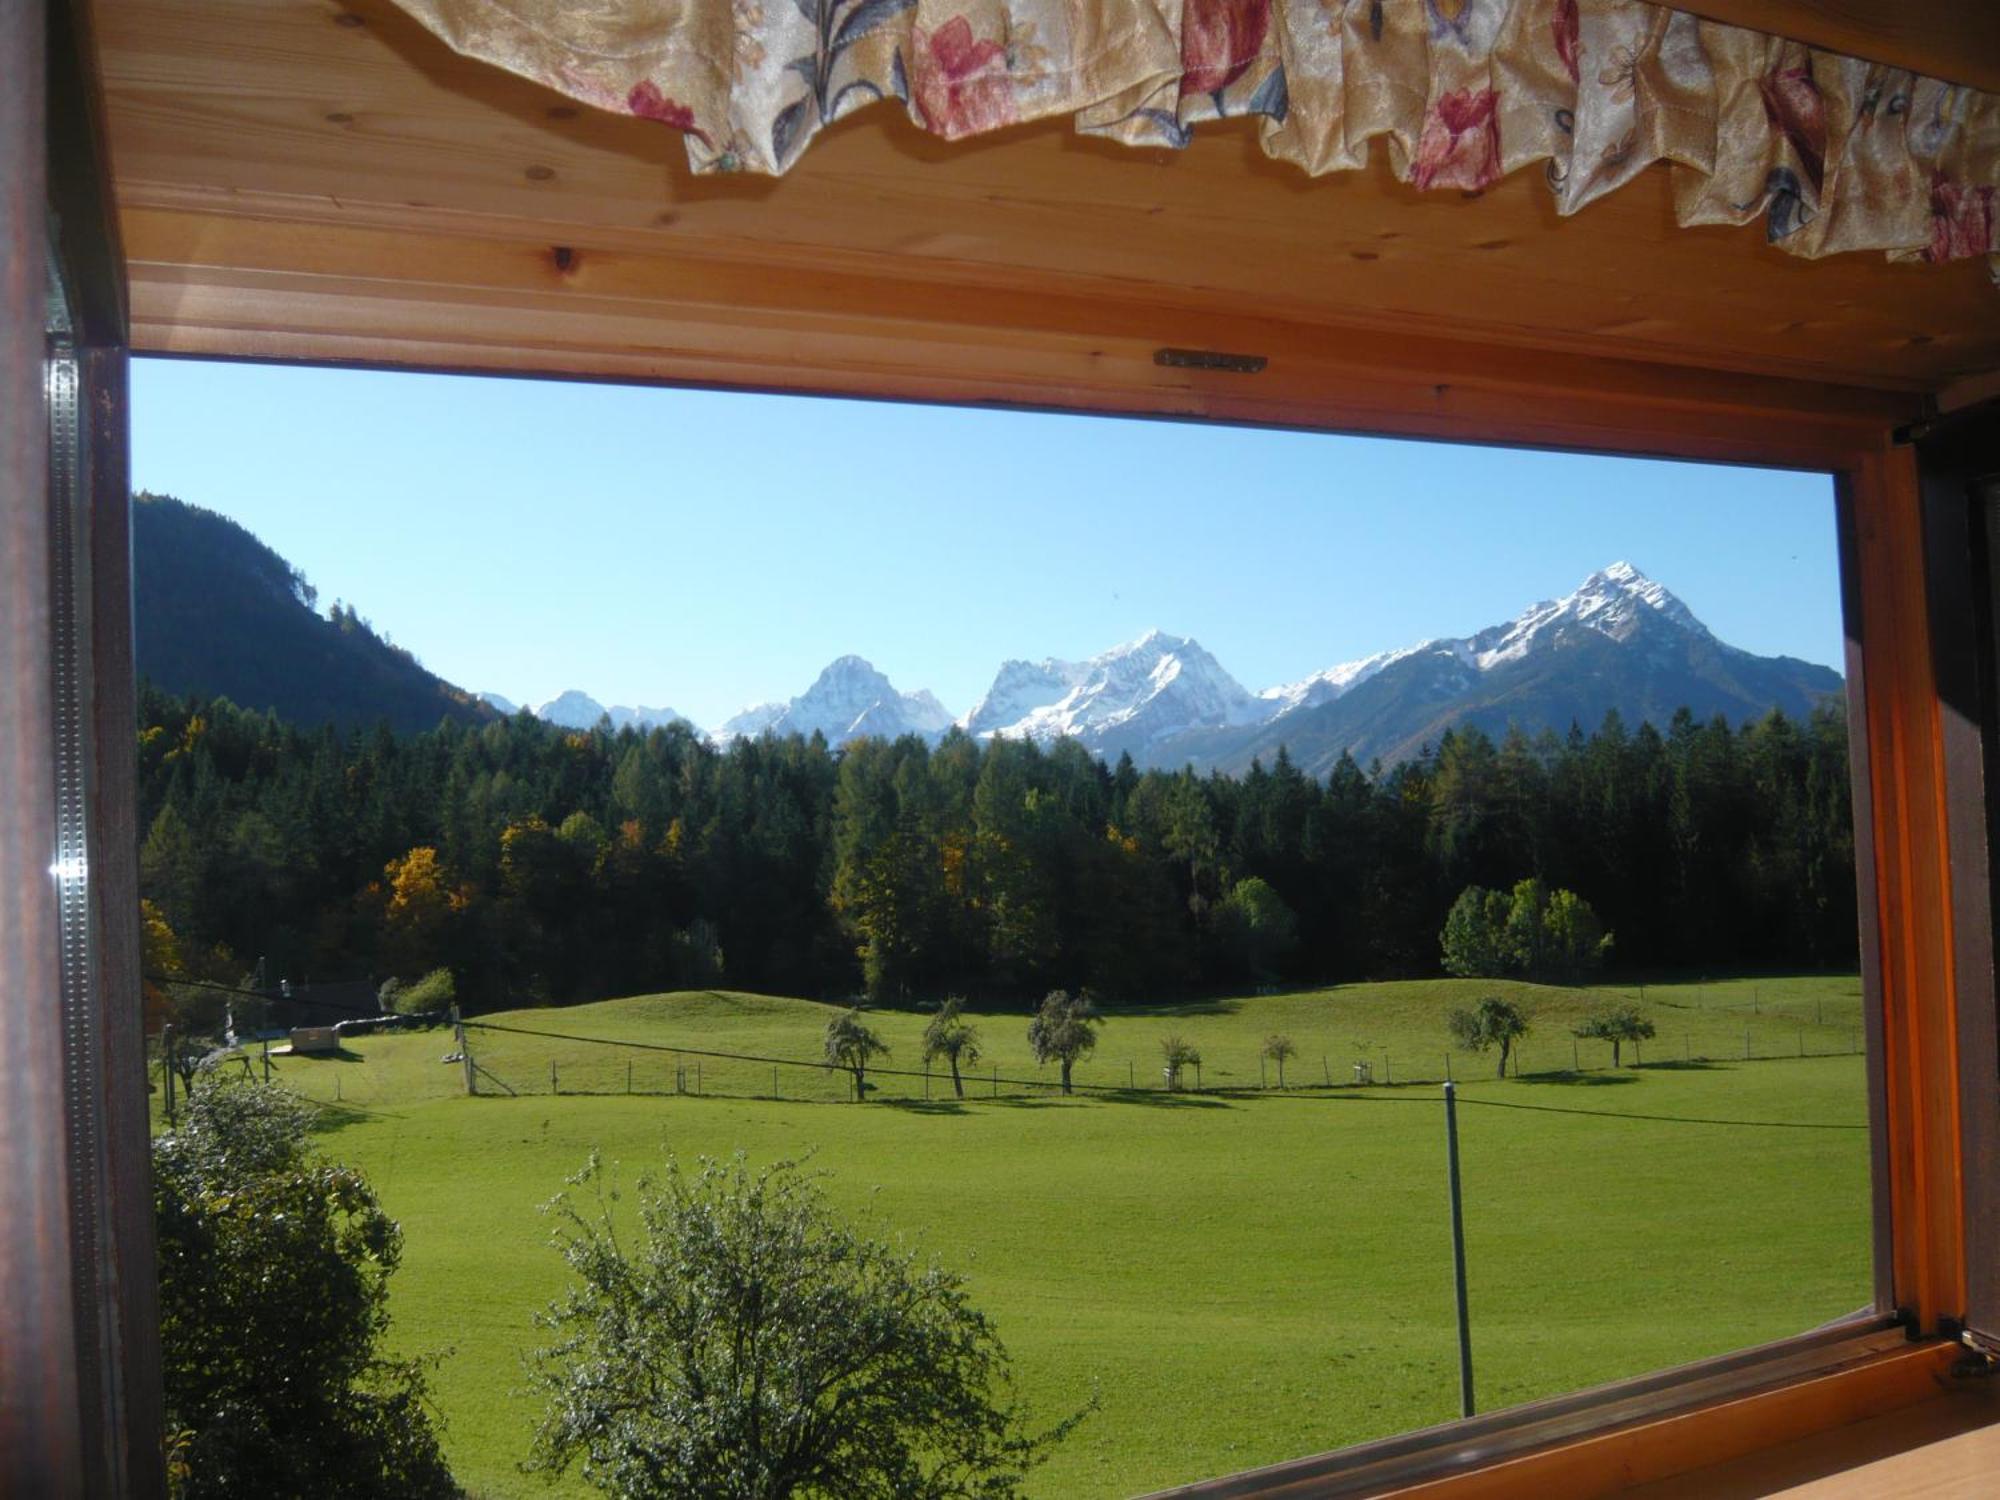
(255, 976, 1870, 1499)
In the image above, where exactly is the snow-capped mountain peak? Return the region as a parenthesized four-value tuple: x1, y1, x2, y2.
(1466, 561, 1707, 670)
(715, 656, 955, 745)
(513, 690, 690, 732)
(963, 629, 1261, 749)
(1252, 562, 1712, 725)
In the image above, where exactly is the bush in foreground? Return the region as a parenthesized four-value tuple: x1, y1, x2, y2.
(528, 1153, 1088, 1499)
(153, 1076, 456, 1499)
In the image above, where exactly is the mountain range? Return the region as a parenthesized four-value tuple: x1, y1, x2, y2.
(480, 690, 689, 733)
(487, 561, 1841, 770)
(132, 496, 1840, 769)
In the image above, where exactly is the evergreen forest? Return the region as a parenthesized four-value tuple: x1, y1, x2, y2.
(137, 687, 1859, 1011)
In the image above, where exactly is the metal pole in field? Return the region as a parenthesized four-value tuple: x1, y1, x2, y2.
(162, 1024, 175, 1124)
(1443, 1082, 1475, 1418)
(452, 1005, 475, 1097)
(627, 1060, 633, 1094)
(262, 1035, 271, 1083)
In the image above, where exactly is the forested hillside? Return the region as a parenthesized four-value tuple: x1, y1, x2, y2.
(138, 687, 1858, 1009)
(134, 492, 494, 735)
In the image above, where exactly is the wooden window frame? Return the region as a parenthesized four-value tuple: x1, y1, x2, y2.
(6, 2, 1996, 1496)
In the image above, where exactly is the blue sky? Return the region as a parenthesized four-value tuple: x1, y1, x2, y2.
(132, 358, 1843, 729)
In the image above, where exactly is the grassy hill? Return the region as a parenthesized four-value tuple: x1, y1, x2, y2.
(283, 974, 1867, 1109)
(258, 976, 1869, 1499)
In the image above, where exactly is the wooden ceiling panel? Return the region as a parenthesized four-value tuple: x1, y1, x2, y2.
(94, 0, 1999, 434)
(1676, 2, 2000, 94)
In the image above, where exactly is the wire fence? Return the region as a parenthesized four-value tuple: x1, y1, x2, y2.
(461, 1019, 1129, 1105)
(446, 1016, 1869, 1112)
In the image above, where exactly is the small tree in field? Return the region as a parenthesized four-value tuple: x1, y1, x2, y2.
(1447, 997, 1531, 1078)
(1261, 1033, 1298, 1088)
(1160, 1034, 1201, 1091)
(923, 996, 982, 1099)
(1573, 1004, 1656, 1067)
(528, 1153, 1088, 1500)
(1027, 990, 1097, 1095)
(824, 1008, 888, 1101)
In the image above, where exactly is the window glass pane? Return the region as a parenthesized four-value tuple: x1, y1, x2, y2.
(133, 357, 1868, 1498)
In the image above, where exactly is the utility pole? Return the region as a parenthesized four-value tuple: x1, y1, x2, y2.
(1443, 1081, 1475, 1418)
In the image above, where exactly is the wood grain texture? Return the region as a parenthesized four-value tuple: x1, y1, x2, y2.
(1678, 2, 2000, 94)
(1378, 1343, 1966, 1500)
(92, 0, 2000, 422)
(1852, 441, 1968, 1333)
(1616, 1376, 2000, 1498)
(121, 203, 1923, 469)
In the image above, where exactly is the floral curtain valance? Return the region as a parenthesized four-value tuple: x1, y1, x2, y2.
(390, 0, 1999, 267)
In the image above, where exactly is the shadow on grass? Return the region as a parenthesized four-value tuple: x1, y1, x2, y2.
(1519, 1070, 1640, 1087)
(282, 1046, 367, 1063)
(881, 1085, 1238, 1111)
(1092, 1089, 1233, 1109)
(876, 1097, 970, 1116)
(963, 1090, 1234, 1111)
(302, 1099, 393, 1135)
